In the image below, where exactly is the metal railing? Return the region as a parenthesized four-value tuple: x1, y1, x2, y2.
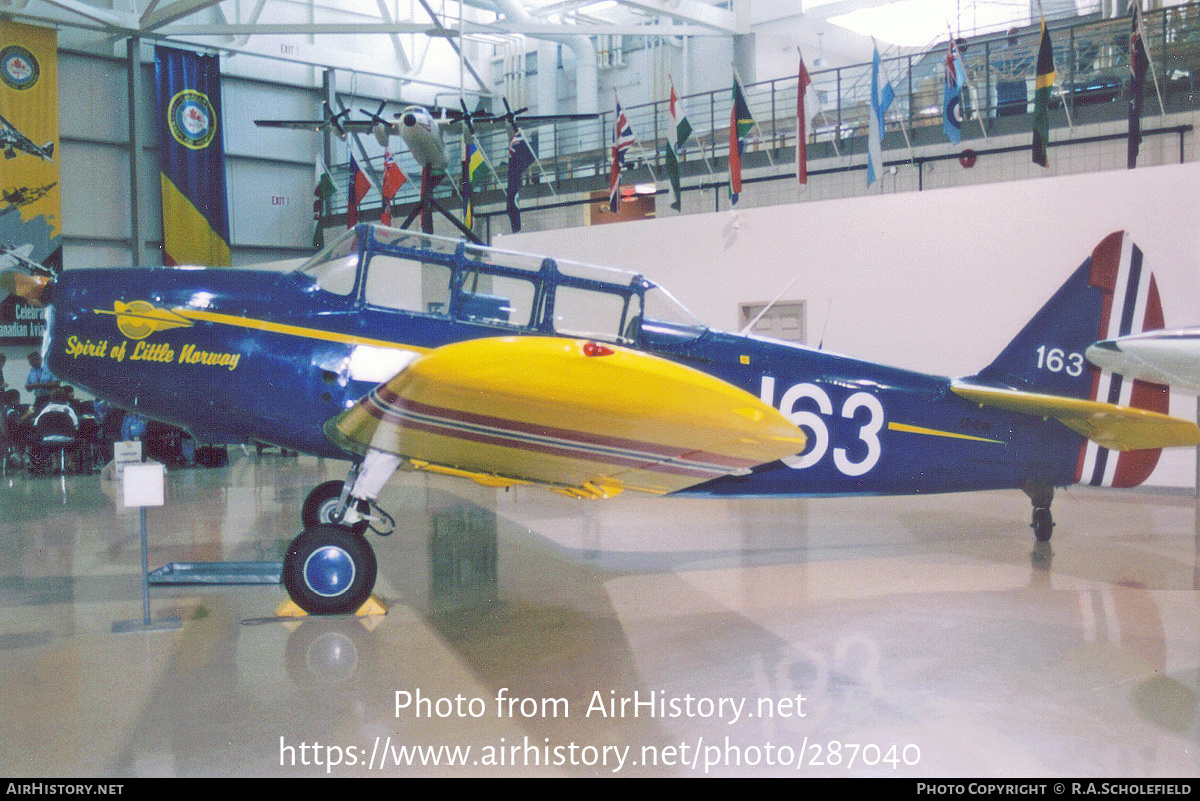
(331, 3, 1200, 217)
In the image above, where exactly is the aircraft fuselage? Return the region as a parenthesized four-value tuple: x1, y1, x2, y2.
(43, 227, 1086, 500)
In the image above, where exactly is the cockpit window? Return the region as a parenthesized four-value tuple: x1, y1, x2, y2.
(458, 266, 538, 328)
(643, 282, 704, 329)
(304, 254, 358, 296)
(455, 244, 545, 329)
(299, 229, 360, 296)
(553, 285, 634, 343)
(364, 254, 451, 315)
(549, 258, 638, 343)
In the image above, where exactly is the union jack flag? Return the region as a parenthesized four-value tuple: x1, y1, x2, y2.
(608, 98, 636, 212)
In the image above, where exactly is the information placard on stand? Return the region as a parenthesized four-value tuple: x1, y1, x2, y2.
(112, 459, 183, 635)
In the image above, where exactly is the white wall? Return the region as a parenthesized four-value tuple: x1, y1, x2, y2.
(501, 161, 1200, 487)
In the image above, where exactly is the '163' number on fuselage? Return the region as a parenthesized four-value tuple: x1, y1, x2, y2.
(760, 377, 884, 476)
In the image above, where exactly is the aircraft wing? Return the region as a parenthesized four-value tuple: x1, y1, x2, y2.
(950, 381, 1200, 451)
(325, 337, 807, 499)
(253, 118, 376, 135)
(253, 119, 331, 132)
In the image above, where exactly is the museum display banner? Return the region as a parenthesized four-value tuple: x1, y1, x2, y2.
(154, 45, 231, 268)
(0, 21, 61, 344)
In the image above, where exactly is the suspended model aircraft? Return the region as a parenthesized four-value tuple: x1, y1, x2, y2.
(257, 101, 484, 238)
(4, 226, 1196, 615)
(256, 98, 593, 237)
(0, 112, 54, 162)
(1087, 327, 1200, 393)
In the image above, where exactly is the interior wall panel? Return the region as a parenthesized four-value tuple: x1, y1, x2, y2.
(227, 159, 320, 249)
(502, 161, 1200, 488)
(58, 139, 131, 243)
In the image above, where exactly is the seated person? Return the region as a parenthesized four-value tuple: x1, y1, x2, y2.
(28, 388, 80, 474)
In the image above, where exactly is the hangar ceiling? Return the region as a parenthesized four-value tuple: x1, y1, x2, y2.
(0, 0, 749, 45)
(0, 0, 1077, 98)
(0, 0, 939, 81)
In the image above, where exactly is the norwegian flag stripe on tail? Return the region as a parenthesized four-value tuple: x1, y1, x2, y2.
(1077, 232, 1168, 488)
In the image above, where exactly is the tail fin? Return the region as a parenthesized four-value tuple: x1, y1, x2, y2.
(971, 231, 1168, 487)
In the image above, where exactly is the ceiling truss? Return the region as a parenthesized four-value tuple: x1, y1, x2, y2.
(0, 0, 749, 40)
(0, 0, 752, 91)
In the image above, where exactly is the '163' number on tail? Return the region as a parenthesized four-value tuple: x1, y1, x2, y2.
(760, 377, 884, 476)
(1035, 345, 1085, 377)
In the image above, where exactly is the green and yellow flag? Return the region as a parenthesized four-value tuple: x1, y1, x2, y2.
(463, 139, 484, 228)
(1032, 20, 1055, 168)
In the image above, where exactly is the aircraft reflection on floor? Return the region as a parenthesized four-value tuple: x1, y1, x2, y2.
(1, 452, 1198, 776)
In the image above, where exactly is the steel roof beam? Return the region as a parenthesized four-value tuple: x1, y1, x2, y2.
(161, 19, 725, 36)
(141, 0, 226, 30)
(611, 0, 746, 34)
(14, 0, 137, 29)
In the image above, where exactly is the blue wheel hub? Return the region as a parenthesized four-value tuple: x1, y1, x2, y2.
(303, 545, 356, 598)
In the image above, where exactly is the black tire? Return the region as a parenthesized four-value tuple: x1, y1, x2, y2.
(302, 480, 348, 528)
(282, 525, 378, 616)
(1032, 507, 1054, 542)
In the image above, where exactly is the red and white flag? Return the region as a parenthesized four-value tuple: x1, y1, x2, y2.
(380, 149, 407, 225)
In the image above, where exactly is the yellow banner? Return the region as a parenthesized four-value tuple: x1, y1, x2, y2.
(0, 21, 61, 342)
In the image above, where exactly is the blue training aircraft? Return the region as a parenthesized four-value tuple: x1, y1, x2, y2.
(4, 224, 1197, 615)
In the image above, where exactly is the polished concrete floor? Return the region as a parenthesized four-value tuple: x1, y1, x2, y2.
(1, 451, 1198, 777)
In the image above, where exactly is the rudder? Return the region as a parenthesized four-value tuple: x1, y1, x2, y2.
(972, 231, 1168, 488)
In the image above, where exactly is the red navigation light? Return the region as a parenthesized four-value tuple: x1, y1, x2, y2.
(583, 341, 614, 357)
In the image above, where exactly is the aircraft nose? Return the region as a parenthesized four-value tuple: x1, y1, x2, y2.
(402, 113, 416, 128)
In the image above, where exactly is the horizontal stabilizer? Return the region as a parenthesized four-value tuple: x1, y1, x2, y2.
(951, 381, 1200, 451)
(327, 337, 808, 497)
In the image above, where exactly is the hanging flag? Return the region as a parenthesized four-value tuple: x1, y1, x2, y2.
(867, 46, 895, 186)
(1032, 20, 1056, 168)
(462, 139, 484, 228)
(346, 155, 371, 228)
(608, 97, 636, 212)
(796, 55, 813, 185)
(0, 21, 61, 344)
(663, 83, 693, 211)
(380, 149, 406, 226)
(312, 156, 335, 248)
(506, 128, 536, 233)
(729, 76, 754, 204)
(943, 42, 965, 144)
(1128, 4, 1149, 169)
(153, 45, 231, 266)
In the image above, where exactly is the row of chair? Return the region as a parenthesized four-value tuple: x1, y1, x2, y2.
(1, 389, 102, 475)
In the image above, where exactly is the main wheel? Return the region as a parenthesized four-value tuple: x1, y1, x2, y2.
(1031, 507, 1054, 542)
(283, 525, 378, 616)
